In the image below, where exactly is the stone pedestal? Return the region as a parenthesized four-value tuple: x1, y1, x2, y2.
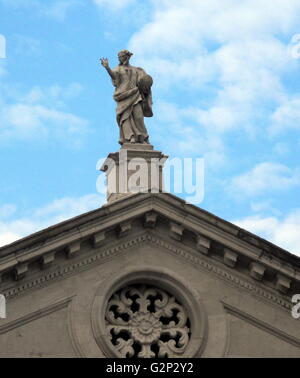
(101, 144, 168, 203)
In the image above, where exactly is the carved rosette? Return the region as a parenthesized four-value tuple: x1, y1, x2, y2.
(105, 285, 191, 358)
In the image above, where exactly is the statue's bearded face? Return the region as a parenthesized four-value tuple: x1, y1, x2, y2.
(118, 53, 130, 65)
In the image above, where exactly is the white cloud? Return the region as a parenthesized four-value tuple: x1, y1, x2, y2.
(0, 103, 89, 146)
(125, 0, 300, 153)
(153, 101, 227, 167)
(0, 232, 20, 247)
(270, 97, 300, 134)
(0, 83, 89, 147)
(0, 34, 6, 59)
(233, 210, 300, 256)
(0, 194, 105, 248)
(33, 194, 103, 221)
(93, 0, 135, 11)
(192, 105, 241, 133)
(250, 200, 276, 214)
(230, 162, 300, 196)
(20, 83, 83, 107)
(0, 61, 6, 79)
(132, 0, 300, 47)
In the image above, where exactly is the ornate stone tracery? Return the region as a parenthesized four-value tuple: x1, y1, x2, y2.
(105, 285, 191, 358)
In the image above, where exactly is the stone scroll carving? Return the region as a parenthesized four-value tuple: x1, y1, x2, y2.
(105, 285, 191, 358)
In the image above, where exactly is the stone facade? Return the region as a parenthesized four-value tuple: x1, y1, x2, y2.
(0, 193, 300, 358)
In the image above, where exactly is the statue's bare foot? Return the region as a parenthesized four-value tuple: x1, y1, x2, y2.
(129, 136, 136, 143)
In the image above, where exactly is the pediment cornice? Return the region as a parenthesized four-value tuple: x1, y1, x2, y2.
(0, 193, 299, 302)
(0, 231, 294, 314)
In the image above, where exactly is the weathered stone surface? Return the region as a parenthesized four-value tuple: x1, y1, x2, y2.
(276, 274, 291, 294)
(144, 212, 158, 229)
(100, 50, 153, 146)
(92, 232, 106, 248)
(101, 147, 168, 203)
(250, 262, 266, 281)
(117, 221, 132, 238)
(169, 222, 184, 241)
(224, 248, 238, 268)
(14, 263, 28, 281)
(0, 193, 299, 358)
(41, 252, 55, 269)
(196, 234, 211, 255)
(67, 241, 81, 258)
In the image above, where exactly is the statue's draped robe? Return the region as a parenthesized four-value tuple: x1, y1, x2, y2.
(112, 65, 152, 144)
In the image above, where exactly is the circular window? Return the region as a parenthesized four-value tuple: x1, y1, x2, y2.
(106, 284, 191, 358)
(91, 269, 208, 358)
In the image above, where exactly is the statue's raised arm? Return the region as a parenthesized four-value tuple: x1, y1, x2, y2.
(100, 58, 116, 81)
(100, 50, 153, 145)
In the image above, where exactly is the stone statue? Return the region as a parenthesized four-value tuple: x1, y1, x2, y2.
(100, 50, 153, 145)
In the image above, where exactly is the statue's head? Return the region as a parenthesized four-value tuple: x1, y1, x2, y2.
(118, 49, 133, 65)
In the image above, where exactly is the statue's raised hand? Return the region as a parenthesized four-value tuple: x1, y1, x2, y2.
(100, 58, 109, 68)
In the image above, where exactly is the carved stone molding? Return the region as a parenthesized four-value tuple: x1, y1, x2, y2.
(117, 221, 132, 238)
(144, 212, 158, 229)
(14, 263, 28, 281)
(196, 235, 211, 255)
(41, 252, 55, 269)
(145, 235, 293, 311)
(67, 241, 81, 258)
(105, 285, 191, 358)
(224, 249, 238, 268)
(1, 193, 299, 295)
(92, 232, 106, 248)
(1, 193, 299, 303)
(169, 223, 184, 241)
(250, 262, 266, 281)
(3, 234, 154, 300)
(276, 274, 291, 294)
(1, 233, 293, 312)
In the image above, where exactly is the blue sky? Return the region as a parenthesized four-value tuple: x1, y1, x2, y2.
(0, 0, 300, 255)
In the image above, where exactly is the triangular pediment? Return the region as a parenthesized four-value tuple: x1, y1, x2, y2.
(0, 193, 299, 305)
